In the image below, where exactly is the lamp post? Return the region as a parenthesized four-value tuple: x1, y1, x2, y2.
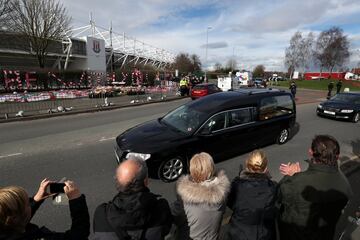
(205, 26, 212, 82)
(232, 46, 235, 72)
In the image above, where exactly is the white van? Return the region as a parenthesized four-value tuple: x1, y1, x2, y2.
(217, 76, 239, 91)
(237, 71, 253, 87)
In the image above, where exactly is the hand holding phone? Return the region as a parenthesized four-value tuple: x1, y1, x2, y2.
(64, 181, 81, 200)
(49, 183, 66, 194)
(34, 178, 54, 202)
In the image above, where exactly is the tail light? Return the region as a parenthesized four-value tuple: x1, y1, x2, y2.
(192, 89, 208, 96)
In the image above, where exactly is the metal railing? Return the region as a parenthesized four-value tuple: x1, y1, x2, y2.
(0, 86, 180, 120)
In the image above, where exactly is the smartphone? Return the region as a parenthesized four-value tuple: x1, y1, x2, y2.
(49, 183, 65, 193)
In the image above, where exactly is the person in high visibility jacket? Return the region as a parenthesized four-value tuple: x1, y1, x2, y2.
(179, 77, 189, 96)
(180, 78, 188, 87)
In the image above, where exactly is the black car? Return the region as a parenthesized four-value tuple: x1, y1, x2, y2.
(115, 89, 296, 182)
(316, 92, 360, 123)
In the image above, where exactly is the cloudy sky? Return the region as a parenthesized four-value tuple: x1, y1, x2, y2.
(61, 0, 360, 71)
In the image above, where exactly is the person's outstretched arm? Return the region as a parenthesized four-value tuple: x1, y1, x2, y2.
(31, 178, 54, 219)
(58, 181, 90, 240)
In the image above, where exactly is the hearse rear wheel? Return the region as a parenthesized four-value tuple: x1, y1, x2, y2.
(277, 128, 289, 145)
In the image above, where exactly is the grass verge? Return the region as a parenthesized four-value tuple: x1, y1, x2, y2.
(276, 79, 360, 91)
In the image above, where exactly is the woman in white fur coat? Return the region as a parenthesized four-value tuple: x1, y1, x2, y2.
(171, 152, 230, 240)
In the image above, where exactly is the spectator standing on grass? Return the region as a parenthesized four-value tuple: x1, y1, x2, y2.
(277, 135, 352, 240)
(172, 152, 230, 240)
(0, 179, 90, 240)
(93, 158, 172, 240)
(328, 81, 334, 98)
(225, 150, 277, 240)
(336, 80, 343, 94)
(289, 81, 297, 98)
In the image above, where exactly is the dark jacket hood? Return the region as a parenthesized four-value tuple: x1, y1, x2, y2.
(106, 188, 159, 230)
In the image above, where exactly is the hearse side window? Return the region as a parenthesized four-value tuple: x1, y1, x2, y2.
(259, 95, 294, 120)
(228, 108, 252, 127)
(201, 112, 226, 133)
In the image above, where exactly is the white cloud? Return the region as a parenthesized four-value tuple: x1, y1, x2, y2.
(200, 42, 228, 49)
(60, 0, 360, 71)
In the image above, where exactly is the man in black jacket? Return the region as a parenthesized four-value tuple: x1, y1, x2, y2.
(0, 179, 90, 240)
(277, 135, 352, 240)
(93, 157, 172, 240)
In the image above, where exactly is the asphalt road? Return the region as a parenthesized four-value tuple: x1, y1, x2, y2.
(0, 96, 359, 235)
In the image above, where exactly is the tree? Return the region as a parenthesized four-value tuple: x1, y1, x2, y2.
(284, 31, 303, 79)
(9, 0, 71, 69)
(190, 54, 202, 72)
(301, 32, 315, 72)
(0, 0, 11, 27)
(315, 27, 350, 74)
(284, 31, 315, 78)
(173, 53, 192, 74)
(226, 58, 237, 72)
(253, 65, 265, 78)
(214, 62, 222, 72)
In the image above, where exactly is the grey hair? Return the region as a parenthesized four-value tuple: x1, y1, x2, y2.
(116, 157, 148, 193)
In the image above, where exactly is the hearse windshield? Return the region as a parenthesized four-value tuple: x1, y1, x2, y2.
(161, 105, 208, 135)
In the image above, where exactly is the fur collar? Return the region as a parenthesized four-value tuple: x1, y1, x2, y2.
(176, 170, 230, 205)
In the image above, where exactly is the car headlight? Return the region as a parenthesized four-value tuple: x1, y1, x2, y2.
(340, 109, 353, 113)
(126, 152, 151, 161)
(317, 104, 323, 109)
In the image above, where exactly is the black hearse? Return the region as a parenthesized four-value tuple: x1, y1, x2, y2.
(115, 88, 296, 182)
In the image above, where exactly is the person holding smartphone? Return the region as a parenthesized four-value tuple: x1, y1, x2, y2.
(0, 179, 90, 240)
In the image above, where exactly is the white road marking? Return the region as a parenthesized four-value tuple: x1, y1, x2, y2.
(0, 153, 23, 159)
(99, 137, 115, 142)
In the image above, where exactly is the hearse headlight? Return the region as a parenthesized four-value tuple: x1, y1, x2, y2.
(126, 152, 151, 161)
(340, 109, 353, 113)
(317, 104, 323, 109)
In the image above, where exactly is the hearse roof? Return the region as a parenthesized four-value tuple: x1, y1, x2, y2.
(187, 88, 291, 114)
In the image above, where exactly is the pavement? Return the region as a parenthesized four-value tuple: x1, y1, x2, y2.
(0, 92, 180, 123)
(0, 87, 328, 123)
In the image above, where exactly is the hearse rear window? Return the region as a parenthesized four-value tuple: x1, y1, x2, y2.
(228, 108, 252, 127)
(259, 95, 293, 120)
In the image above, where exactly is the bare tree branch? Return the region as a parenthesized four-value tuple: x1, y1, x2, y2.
(0, 0, 12, 28)
(8, 0, 72, 70)
(315, 27, 350, 74)
(226, 58, 237, 71)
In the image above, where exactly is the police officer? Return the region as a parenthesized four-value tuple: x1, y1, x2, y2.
(179, 76, 188, 96)
(328, 81, 334, 99)
(289, 81, 297, 98)
(336, 80, 342, 94)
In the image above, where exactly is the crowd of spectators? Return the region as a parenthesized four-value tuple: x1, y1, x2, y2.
(0, 135, 355, 240)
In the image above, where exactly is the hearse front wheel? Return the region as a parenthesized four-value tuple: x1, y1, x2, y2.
(158, 157, 185, 182)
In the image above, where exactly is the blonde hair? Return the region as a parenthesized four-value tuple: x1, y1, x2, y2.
(189, 152, 215, 183)
(246, 150, 268, 173)
(0, 186, 29, 232)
